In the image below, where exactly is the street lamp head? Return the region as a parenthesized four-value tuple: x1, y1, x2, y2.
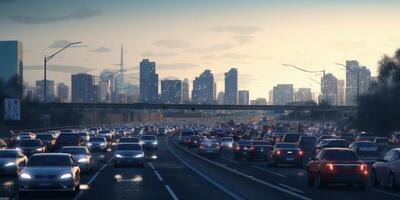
(71, 41, 82, 45)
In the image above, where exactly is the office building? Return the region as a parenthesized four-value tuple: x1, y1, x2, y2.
(345, 60, 370, 105)
(238, 90, 249, 105)
(71, 73, 96, 103)
(337, 79, 345, 106)
(139, 59, 159, 103)
(161, 79, 182, 104)
(98, 69, 114, 103)
(321, 73, 338, 105)
(251, 98, 267, 105)
(35, 80, 55, 102)
(294, 88, 313, 103)
(217, 91, 225, 105)
(224, 68, 238, 105)
(272, 84, 293, 105)
(0, 40, 23, 97)
(57, 82, 69, 102)
(182, 78, 190, 103)
(192, 70, 214, 104)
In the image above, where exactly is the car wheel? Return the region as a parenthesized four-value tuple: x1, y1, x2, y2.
(389, 172, 397, 190)
(316, 173, 326, 189)
(371, 169, 380, 187)
(307, 170, 314, 186)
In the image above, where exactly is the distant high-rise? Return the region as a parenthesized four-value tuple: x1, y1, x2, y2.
(294, 88, 313, 103)
(272, 84, 293, 105)
(224, 68, 238, 105)
(359, 66, 371, 95)
(56, 83, 69, 103)
(345, 60, 370, 105)
(139, 59, 159, 103)
(125, 84, 139, 103)
(217, 91, 225, 105)
(238, 90, 249, 105)
(71, 73, 96, 103)
(161, 79, 182, 104)
(192, 70, 214, 104)
(35, 80, 55, 102)
(251, 98, 267, 105)
(0, 40, 23, 97)
(181, 78, 190, 103)
(321, 73, 338, 105)
(337, 79, 345, 106)
(114, 44, 125, 94)
(98, 69, 114, 103)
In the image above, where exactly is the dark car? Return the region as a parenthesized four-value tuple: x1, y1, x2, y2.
(340, 133, 355, 143)
(234, 140, 252, 159)
(188, 135, 202, 147)
(179, 128, 195, 145)
(247, 140, 272, 161)
(140, 135, 158, 151)
(371, 148, 400, 189)
(315, 139, 350, 154)
(374, 137, 389, 152)
(283, 133, 301, 143)
(55, 133, 84, 150)
(17, 139, 46, 156)
(119, 137, 140, 143)
(298, 136, 318, 155)
(268, 143, 304, 167)
(349, 141, 379, 163)
(307, 148, 368, 189)
(35, 133, 56, 150)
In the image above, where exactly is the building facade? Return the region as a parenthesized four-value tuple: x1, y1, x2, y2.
(294, 88, 313, 103)
(181, 78, 190, 103)
(238, 90, 249, 105)
(35, 80, 55, 102)
(71, 73, 96, 103)
(321, 73, 338, 105)
(139, 59, 159, 103)
(192, 70, 214, 104)
(56, 82, 69, 102)
(272, 84, 293, 105)
(224, 68, 238, 105)
(0, 40, 23, 97)
(161, 79, 182, 104)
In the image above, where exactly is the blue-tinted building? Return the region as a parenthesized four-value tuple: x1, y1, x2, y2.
(0, 40, 23, 97)
(139, 59, 159, 103)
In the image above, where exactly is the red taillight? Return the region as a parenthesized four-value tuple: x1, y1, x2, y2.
(235, 146, 240, 151)
(360, 164, 368, 172)
(249, 147, 255, 152)
(275, 150, 281, 155)
(298, 150, 304, 156)
(326, 163, 334, 171)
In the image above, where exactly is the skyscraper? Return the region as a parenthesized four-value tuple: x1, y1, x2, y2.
(337, 79, 345, 106)
(57, 82, 69, 102)
(71, 73, 96, 103)
(114, 44, 125, 94)
(0, 40, 23, 97)
(161, 79, 182, 104)
(139, 59, 159, 103)
(98, 69, 114, 103)
(294, 88, 313, 103)
(224, 68, 238, 105)
(272, 84, 293, 105)
(321, 73, 338, 105)
(217, 91, 225, 105)
(181, 78, 190, 103)
(359, 66, 371, 95)
(192, 70, 214, 104)
(35, 80, 55, 102)
(238, 90, 249, 105)
(345, 60, 371, 105)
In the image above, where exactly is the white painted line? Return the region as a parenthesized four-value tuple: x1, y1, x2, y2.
(149, 162, 155, 170)
(170, 138, 312, 200)
(87, 171, 101, 185)
(278, 183, 304, 194)
(167, 139, 244, 200)
(369, 188, 400, 198)
(224, 158, 240, 164)
(154, 170, 164, 181)
(215, 161, 226, 166)
(165, 185, 179, 200)
(253, 166, 287, 178)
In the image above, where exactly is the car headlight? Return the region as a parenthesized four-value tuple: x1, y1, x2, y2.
(17, 136, 21, 140)
(100, 143, 106, 146)
(20, 173, 31, 179)
(36, 148, 42, 151)
(87, 143, 92, 146)
(134, 153, 144, 158)
(152, 141, 158, 145)
(4, 162, 15, 167)
(78, 158, 88, 163)
(60, 173, 72, 179)
(140, 141, 144, 145)
(116, 154, 123, 158)
(16, 148, 21, 151)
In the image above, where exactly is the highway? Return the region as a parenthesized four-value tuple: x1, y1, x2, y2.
(2, 134, 400, 200)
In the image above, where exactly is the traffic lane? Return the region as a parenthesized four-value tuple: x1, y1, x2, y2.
(197, 148, 400, 200)
(168, 138, 308, 200)
(152, 136, 232, 200)
(78, 162, 172, 200)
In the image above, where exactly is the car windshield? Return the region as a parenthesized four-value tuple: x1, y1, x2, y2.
(36, 135, 53, 140)
(89, 138, 105, 142)
(253, 141, 269, 145)
(299, 137, 317, 145)
(60, 148, 87, 154)
(327, 140, 349, 147)
(28, 155, 72, 166)
(19, 140, 41, 147)
(284, 134, 300, 142)
(375, 138, 388, 143)
(221, 138, 233, 142)
(238, 140, 251, 145)
(99, 130, 110, 134)
(356, 142, 377, 148)
(0, 151, 17, 158)
(117, 144, 141, 150)
(141, 135, 156, 140)
(275, 143, 297, 148)
(181, 132, 194, 136)
(323, 150, 359, 161)
(120, 138, 139, 142)
(58, 134, 79, 142)
(78, 132, 88, 136)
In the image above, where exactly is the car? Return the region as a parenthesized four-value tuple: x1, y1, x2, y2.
(340, 133, 355, 143)
(234, 140, 252, 158)
(0, 139, 7, 149)
(390, 132, 400, 144)
(17, 139, 46, 156)
(247, 140, 272, 161)
(60, 129, 75, 133)
(55, 133, 84, 150)
(268, 143, 304, 167)
(283, 133, 301, 143)
(374, 137, 389, 152)
(219, 137, 234, 149)
(59, 146, 93, 173)
(188, 135, 202, 147)
(349, 141, 380, 163)
(318, 135, 336, 141)
(371, 148, 400, 190)
(269, 131, 285, 144)
(298, 136, 318, 155)
(98, 129, 114, 141)
(179, 128, 195, 145)
(119, 137, 140, 144)
(18, 153, 81, 195)
(315, 139, 350, 154)
(86, 137, 107, 152)
(198, 139, 220, 155)
(0, 149, 27, 175)
(77, 132, 90, 144)
(35, 133, 56, 151)
(17, 132, 36, 141)
(140, 135, 158, 151)
(307, 148, 368, 189)
(113, 143, 145, 167)
(356, 132, 375, 142)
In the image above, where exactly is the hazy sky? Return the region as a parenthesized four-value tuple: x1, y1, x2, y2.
(1, 0, 400, 100)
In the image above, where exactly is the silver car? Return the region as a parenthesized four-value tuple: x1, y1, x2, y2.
(0, 149, 27, 175)
(220, 137, 234, 149)
(87, 137, 107, 152)
(113, 143, 145, 167)
(18, 153, 80, 195)
(198, 139, 220, 155)
(59, 146, 93, 173)
(140, 135, 158, 151)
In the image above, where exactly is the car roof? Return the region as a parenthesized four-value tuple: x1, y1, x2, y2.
(31, 153, 71, 157)
(60, 146, 87, 149)
(322, 147, 353, 151)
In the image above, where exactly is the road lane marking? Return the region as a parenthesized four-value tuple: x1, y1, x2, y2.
(169, 138, 312, 200)
(167, 139, 244, 200)
(154, 170, 164, 181)
(369, 188, 400, 198)
(252, 166, 287, 178)
(165, 185, 179, 200)
(224, 158, 240, 164)
(149, 162, 155, 170)
(278, 183, 304, 194)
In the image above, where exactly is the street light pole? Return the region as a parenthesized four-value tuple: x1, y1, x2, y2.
(43, 41, 82, 103)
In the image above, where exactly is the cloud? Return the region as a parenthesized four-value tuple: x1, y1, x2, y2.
(210, 25, 262, 35)
(49, 40, 87, 48)
(24, 65, 93, 74)
(91, 46, 112, 53)
(157, 63, 199, 70)
(232, 35, 254, 45)
(8, 7, 101, 24)
(187, 43, 236, 54)
(153, 39, 191, 49)
(142, 51, 178, 57)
